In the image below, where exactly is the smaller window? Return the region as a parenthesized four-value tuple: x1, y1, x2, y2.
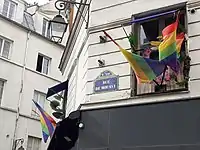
(0, 36, 12, 59)
(2, 0, 17, 19)
(36, 54, 51, 75)
(32, 91, 46, 117)
(0, 79, 5, 105)
(27, 136, 41, 150)
(42, 18, 50, 38)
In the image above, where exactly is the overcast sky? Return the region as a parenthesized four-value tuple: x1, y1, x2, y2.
(25, 0, 49, 5)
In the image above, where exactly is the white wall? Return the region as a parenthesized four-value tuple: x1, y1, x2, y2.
(61, 0, 200, 111)
(90, 0, 187, 27)
(0, 11, 64, 150)
(0, 0, 25, 23)
(0, 109, 16, 150)
(81, 0, 200, 109)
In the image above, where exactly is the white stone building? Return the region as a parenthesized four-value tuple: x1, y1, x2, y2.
(54, 0, 200, 149)
(0, 0, 67, 150)
(59, 0, 200, 119)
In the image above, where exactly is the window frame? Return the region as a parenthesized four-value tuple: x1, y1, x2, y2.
(27, 136, 41, 150)
(31, 90, 46, 117)
(0, 79, 5, 105)
(131, 8, 189, 96)
(42, 18, 51, 38)
(36, 53, 51, 75)
(2, 0, 17, 19)
(0, 36, 12, 59)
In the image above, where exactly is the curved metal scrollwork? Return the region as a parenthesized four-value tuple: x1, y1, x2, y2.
(55, 0, 67, 11)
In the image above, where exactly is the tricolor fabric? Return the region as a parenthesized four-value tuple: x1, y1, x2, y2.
(33, 100, 56, 143)
(158, 15, 180, 72)
(103, 31, 166, 83)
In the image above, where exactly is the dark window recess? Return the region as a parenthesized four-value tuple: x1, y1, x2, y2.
(36, 55, 43, 72)
(36, 54, 50, 74)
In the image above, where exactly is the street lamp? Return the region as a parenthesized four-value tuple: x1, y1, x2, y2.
(48, 14, 68, 43)
(49, 0, 90, 43)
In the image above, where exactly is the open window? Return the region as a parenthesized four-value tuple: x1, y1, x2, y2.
(36, 53, 51, 75)
(132, 8, 189, 95)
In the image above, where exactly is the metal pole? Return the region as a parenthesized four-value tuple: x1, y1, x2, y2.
(62, 0, 90, 6)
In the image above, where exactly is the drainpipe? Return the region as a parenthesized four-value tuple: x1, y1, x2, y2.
(12, 31, 31, 150)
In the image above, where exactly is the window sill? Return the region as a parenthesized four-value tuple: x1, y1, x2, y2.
(81, 90, 193, 110)
(133, 88, 189, 97)
(0, 106, 40, 121)
(0, 57, 61, 82)
(30, 69, 61, 82)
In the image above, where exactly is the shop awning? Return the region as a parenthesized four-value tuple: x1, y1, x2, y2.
(46, 80, 69, 99)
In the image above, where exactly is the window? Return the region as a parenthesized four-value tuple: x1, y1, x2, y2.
(0, 36, 12, 59)
(22, 12, 35, 31)
(27, 136, 41, 150)
(32, 91, 46, 117)
(36, 54, 50, 75)
(2, 0, 17, 19)
(133, 9, 188, 95)
(42, 18, 50, 38)
(0, 80, 5, 104)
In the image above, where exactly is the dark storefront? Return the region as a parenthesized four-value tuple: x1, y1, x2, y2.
(48, 98, 200, 150)
(75, 99, 200, 150)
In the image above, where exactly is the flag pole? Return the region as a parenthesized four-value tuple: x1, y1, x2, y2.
(160, 65, 168, 86)
(153, 79, 160, 87)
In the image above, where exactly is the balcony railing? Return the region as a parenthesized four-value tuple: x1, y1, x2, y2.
(135, 67, 188, 95)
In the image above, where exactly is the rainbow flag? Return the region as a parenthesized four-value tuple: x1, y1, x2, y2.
(33, 101, 56, 143)
(176, 32, 185, 58)
(159, 16, 179, 72)
(103, 31, 166, 83)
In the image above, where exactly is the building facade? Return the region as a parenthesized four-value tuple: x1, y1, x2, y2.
(0, 0, 66, 150)
(58, 0, 200, 149)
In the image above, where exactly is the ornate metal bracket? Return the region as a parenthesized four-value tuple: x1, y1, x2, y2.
(55, 0, 90, 28)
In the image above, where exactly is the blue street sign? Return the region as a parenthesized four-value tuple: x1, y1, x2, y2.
(94, 70, 119, 93)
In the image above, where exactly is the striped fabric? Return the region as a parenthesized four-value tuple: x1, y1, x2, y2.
(159, 15, 180, 72)
(33, 101, 56, 143)
(104, 31, 166, 83)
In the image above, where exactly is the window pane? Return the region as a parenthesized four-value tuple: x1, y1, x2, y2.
(8, 2, 16, 19)
(42, 19, 47, 36)
(27, 136, 41, 150)
(47, 26, 50, 38)
(32, 91, 46, 117)
(38, 93, 45, 108)
(36, 55, 43, 72)
(2, 0, 9, 17)
(33, 138, 40, 150)
(140, 26, 149, 46)
(0, 38, 3, 54)
(27, 136, 33, 150)
(0, 80, 4, 103)
(2, 40, 10, 58)
(42, 57, 49, 74)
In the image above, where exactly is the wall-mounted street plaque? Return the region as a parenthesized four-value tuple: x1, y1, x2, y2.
(94, 70, 119, 93)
